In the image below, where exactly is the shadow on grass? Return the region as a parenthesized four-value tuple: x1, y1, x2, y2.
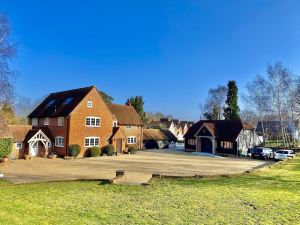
(98, 180, 111, 185)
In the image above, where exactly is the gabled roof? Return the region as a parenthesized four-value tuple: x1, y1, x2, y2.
(8, 125, 32, 142)
(28, 86, 94, 118)
(160, 129, 178, 142)
(107, 104, 143, 126)
(23, 127, 54, 143)
(184, 120, 254, 141)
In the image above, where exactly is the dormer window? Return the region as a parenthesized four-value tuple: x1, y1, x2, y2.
(32, 118, 38, 126)
(63, 97, 73, 105)
(87, 101, 93, 108)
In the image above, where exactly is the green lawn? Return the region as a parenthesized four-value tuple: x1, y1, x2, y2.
(0, 158, 299, 225)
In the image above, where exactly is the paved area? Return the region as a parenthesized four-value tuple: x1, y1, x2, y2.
(0, 149, 270, 184)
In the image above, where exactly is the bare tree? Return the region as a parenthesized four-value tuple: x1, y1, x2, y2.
(243, 75, 271, 143)
(266, 62, 293, 146)
(201, 85, 227, 120)
(0, 13, 17, 107)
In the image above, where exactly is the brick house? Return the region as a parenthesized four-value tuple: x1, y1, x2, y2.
(21, 86, 143, 158)
(184, 120, 259, 156)
(107, 104, 144, 151)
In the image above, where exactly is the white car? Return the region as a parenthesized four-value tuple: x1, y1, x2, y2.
(274, 150, 295, 161)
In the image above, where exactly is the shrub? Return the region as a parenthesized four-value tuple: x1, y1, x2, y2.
(89, 147, 101, 157)
(102, 144, 115, 156)
(68, 144, 81, 158)
(0, 138, 13, 159)
(128, 146, 137, 154)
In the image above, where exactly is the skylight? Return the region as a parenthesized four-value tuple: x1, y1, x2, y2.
(63, 97, 73, 105)
(47, 99, 56, 106)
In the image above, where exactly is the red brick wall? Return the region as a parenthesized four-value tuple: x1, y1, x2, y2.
(68, 87, 115, 156)
(121, 125, 143, 150)
(30, 117, 68, 156)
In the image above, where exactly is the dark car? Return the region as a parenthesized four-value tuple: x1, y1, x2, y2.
(249, 147, 274, 160)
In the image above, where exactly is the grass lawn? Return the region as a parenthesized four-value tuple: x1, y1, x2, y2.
(0, 158, 299, 225)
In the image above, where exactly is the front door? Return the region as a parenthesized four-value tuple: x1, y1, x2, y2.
(201, 138, 213, 153)
(116, 139, 122, 153)
(30, 142, 39, 156)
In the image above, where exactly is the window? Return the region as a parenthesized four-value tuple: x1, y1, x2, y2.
(86, 117, 101, 127)
(15, 143, 22, 149)
(221, 141, 233, 149)
(55, 136, 64, 147)
(87, 101, 93, 108)
(126, 125, 132, 129)
(44, 117, 50, 125)
(32, 118, 38, 126)
(188, 139, 196, 146)
(84, 137, 100, 147)
(47, 99, 56, 107)
(63, 97, 73, 105)
(58, 117, 64, 126)
(113, 121, 118, 127)
(127, 136, 137, 144)
(47, 142, 51, 148)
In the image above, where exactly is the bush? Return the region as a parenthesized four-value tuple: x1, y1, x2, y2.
(89, 147, 101, 157)
(0, 138, 13, 159)
(68, 144, 81, 158)
(102, 144, 115, 156)
(128, 146, 137, 154)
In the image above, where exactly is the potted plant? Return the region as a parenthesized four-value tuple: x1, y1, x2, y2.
(0, 138, 13, 163)
(24, 154, 32, 160)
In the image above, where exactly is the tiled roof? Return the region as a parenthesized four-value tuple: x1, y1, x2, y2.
(184, 120, 254, 141)
(28, 86, 94, 118)
(8, 125, 32, 142)
(143, 129, 168, 141)
(107, 104, 143, 126)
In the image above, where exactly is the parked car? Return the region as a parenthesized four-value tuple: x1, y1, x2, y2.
(250, 147, 274, 160)
(274, 150, 295, 161)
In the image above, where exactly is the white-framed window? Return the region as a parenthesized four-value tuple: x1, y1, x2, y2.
(113, 120, 118, 127)
(85, 117, 101, 127)
(127, 136, 137, 144)
(84, 137, 100, 147)
(58, 117, 64, 126)
(126, 125, 132, 129)
(44, 117, 50, 125)
(32, 118, 38, 126)
(55, 136, 64, 147)
(15, 142, 22, 149)
(87, 101, 93, 108)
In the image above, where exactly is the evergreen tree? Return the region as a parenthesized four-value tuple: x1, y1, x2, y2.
(203, 105, 219, 120)
(126, 96, 147, 123)
(223, 80, 240, 120)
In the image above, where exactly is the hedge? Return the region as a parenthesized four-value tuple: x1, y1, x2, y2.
(0, 138, 14, 159)
(68, 144, 81, 158)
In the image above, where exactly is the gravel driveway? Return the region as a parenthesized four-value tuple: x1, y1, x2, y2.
(0, 149, 270, 184)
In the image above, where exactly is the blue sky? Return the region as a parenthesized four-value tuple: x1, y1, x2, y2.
(2, 0, 300, 120)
